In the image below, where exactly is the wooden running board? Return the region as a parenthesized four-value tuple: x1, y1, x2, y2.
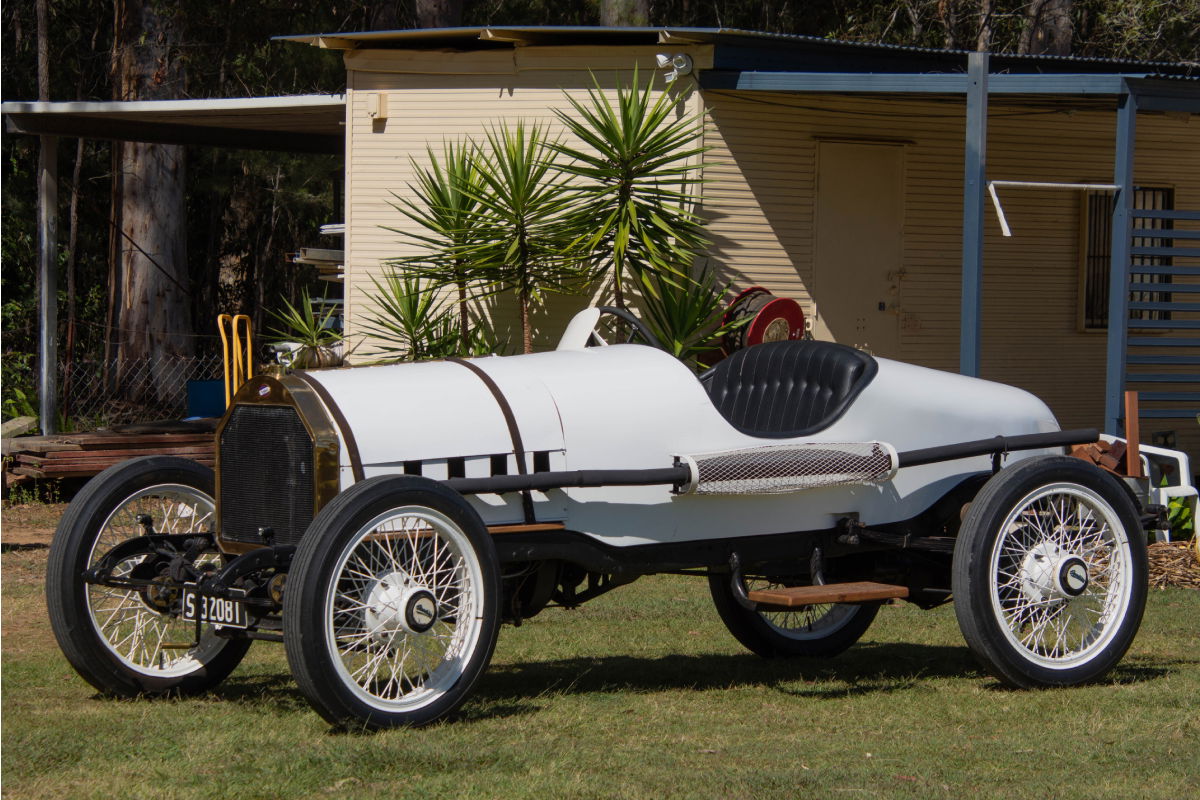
(748, 581, 909, 608)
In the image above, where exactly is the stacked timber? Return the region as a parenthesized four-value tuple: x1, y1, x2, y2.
(3, 422, 216, 487)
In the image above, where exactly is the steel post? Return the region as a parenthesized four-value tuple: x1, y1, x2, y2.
(1104, 89, 1137, 434)
(960, 52, 988, 377)
(38, 134, 59, 435)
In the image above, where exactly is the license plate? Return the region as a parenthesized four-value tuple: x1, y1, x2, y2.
(181, 584, 248, 629)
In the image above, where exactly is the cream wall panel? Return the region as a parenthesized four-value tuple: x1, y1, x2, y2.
(343, 59, 704, 356)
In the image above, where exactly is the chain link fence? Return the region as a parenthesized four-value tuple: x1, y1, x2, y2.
(58, 354, 226, 430)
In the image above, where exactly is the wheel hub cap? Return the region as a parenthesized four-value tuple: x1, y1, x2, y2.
(1019, 542, 1090, 602)
(1057, 557, 1090, 597)
(364, 571, 439, 641)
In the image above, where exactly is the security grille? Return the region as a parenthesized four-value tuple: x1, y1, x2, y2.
(219, 404, 315, 546)
(681, 442, 896, 495)
(1083, 187, 1174, 329)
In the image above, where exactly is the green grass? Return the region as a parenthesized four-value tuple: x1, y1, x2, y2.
(3, 543, 1198, 800)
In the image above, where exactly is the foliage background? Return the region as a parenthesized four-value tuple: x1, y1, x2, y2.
(3, 0, 1197, 421)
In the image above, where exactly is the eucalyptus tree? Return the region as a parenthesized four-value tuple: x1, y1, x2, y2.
(385, 142, 486, 350)
(551, 69, 708, 310)
(463, 122, 590, 354)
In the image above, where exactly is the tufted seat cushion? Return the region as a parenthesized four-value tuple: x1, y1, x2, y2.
(700, 340, 878, 438)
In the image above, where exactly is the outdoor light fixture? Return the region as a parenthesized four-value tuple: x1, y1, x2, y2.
(655, 53, 693, 83)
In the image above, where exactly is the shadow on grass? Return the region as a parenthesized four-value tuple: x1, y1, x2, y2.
(475, 642, 984, 703)
(87, 644, 1184, 728)
(979, 657, 1182, 693)
(1, 542, 49, 553)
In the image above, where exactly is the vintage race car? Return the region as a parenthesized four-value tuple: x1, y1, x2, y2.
(46, 307, 1196, 729)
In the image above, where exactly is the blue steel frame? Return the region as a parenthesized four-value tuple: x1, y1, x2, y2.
(960, 52, 988, 377)
(1103, 90, 1137, 434)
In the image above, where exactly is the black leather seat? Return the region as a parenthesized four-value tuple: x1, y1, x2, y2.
(699, 340, 878, 438)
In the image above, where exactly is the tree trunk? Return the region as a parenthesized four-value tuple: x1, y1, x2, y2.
(519, 288, 532, 354)
(600, 0, 649, 26)
(457, 271, 469, 351)
(62, 138, 83, 417)
(936, 0, 960, 49)
(36, 0, 49, 101)
(976, 0, 993, 52)
(112, 0, 191, 403)
(217, 168, 256, 317)
(1020, 0, 1074, 56)
(414, 0, 464, 28)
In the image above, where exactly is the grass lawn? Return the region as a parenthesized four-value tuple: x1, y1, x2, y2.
(2, 503, 1197, 800)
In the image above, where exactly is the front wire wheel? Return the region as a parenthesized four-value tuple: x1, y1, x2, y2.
(46, 456, 250, 696)
(953, 456, 1147, 687)
(708, 573, 879, 657)
(284, 476, 500, 729)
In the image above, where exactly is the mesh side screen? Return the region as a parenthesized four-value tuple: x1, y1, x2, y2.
(688, 442, 895, 495)
(219, 405, 314, 546)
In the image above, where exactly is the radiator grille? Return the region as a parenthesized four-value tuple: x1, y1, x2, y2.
(219, 405, 314, 546)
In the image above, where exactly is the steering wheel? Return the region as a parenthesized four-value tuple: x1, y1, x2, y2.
(589, 306, 665, 350)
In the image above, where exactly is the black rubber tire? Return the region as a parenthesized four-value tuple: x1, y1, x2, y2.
(283, 475, 501, 730)
(952, 455, 1148, 688)
(45, 456, 251, 697)
(708, 573, 880, 658)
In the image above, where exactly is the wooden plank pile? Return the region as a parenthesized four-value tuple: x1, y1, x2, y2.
(3, 429, 216, 487)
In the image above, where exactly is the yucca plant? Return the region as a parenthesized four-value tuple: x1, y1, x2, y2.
(552, 68, 709, 309)
(384, 141, 486, 350)
(359, 272, 490, 361)
(637, 262, 745, 370)
(463, 122, 592, 353)
(267, 288, 343, 368)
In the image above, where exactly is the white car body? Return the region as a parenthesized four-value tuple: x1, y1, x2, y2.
(305, 310, 1063, 546)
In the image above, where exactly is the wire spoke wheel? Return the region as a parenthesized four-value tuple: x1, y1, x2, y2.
(46, 456, 250, 697)
(285, 476, 500, 729)
(328, 507, 483, 712)
(708, 572, 879, 658)
(85, 484, 224, 677)
(990, 484, 1131, 668)
(954, 456, 1147, 687)
(747, 577, 864, 642)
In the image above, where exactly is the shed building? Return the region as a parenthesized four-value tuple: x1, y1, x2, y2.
(6, 27, 1198, 460)
(280, 27, 1199, 459)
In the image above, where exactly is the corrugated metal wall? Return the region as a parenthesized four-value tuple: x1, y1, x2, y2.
(700, 91, 1198, 456)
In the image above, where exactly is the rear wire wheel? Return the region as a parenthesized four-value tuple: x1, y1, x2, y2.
(284, 476, 501, 729)
(708, 574, 879, 657)
(953, 456, 1147, 687)
(45, 456, 250, 697)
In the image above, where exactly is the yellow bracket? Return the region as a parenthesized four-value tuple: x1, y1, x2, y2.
(218, 314, 253, 408)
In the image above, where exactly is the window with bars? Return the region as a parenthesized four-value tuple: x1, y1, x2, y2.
(1082, 187, 1174, 330)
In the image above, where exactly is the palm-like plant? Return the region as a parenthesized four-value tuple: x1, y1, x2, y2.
(552, 68, 709, 309)
(638, 262, 745, 370)
(384, 142, 485, 350)
(359, 272, 496, 361)
(465, 122, 591, 353)
(266, 288, 343, 368)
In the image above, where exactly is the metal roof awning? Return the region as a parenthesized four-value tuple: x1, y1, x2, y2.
(1, 94, 345, 154)
(276, 26, 1196, 77)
